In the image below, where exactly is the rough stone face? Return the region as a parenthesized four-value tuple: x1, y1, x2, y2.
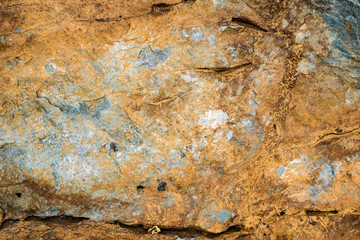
(0, 0, 359, 238)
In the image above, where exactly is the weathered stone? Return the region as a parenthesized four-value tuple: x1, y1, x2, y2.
(0, 0, 359, 238)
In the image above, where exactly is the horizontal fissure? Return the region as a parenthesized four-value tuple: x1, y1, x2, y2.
(305, 210, 339, 216)
(231, 17, 268, 32)
(195, 63, 252, 75)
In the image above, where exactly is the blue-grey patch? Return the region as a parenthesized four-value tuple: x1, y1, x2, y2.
(162, 192, 177, 208)
(331, 39, 352, 60)
(307, 158, 337, 200)
(198, 205, 220, 229)
(309, 0, 360, 61)
(0, 143, 27, 167)
(282, 19, 289, 28)
(213, 0, 228, 8)
(244, 133, 265, 163)
(277, 165, 286, 178)
(136, 45, 172, 69)
(167, 149, 187, 168)
(208, 33, 216, 46)
(242, 118, 254, 131)
(218, 26, 228, 31)
(249, 98, 259, 108)
(37, 208, 59, 217)
(52, 96, 110, 119)
(80, 96, 111, 117)
(232, 117, 265, 166)
(318, 163, 336, 187)
(58, 104, 80, 114)
(324, 53, 349, 65)
(74, 145, 92, 158)
(45, 63, 56, 73)
(114, 152, 131, 165)
(190, 30, 203, 42)
(90, 60, 104, 73)
(182, 29, 190, 37)
(0, 144, 28, 182)
(298, 59, 315, 74)
(217, 210, 232, 223)
(308, 52, 316, 60)
(296, 31, 311, 42)
(4, 57, 23, 70)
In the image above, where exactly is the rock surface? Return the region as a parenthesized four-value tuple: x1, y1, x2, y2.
(0, 0, 359, 238)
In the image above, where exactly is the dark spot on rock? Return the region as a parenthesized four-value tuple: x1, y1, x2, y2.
(15, 193, 22, 198)
(95, 18, 110, 22)
(137, 185, 145, 191)
(151, 3, 171, 16)
(310, 220, 317, 225)
(184, 0, 196, 5)
(280, 211, 285, 216)
(153, 3, 170, 8)
(157, 182, 167, 191)
(48, 231, 56, 237)
(335, 128, 343, 133)
(346, 171, 352, 177)
(212, 166, 224, 175)
(273, 124, 277, 130)
(110, 142, 118, 152)
(264, 233, 266, 236)
(180, 150, 186, 158)
(186, 145, 193, 152)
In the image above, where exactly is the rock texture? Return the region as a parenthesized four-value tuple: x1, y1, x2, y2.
(0, 0, 359, 238)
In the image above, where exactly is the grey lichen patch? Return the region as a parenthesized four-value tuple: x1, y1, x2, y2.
(136, 45, 172, 69)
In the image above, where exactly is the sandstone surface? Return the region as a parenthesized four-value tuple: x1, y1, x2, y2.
(0, 0, 359, 238)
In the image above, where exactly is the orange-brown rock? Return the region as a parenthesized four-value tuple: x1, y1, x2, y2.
(0, 0, 359, 238)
